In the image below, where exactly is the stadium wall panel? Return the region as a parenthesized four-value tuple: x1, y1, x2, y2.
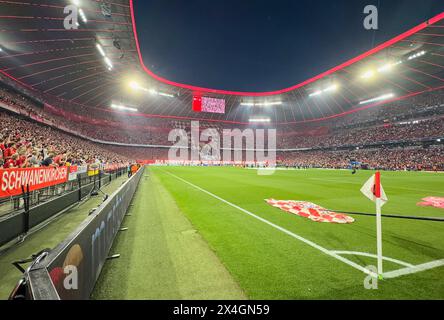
(25, 168, 143, 300)
(28, 191, 79, 228)
(0, 171, 122, 247)
(0, 213, 25, 247)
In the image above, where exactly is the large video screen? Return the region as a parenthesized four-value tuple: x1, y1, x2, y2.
(192, 95, 225, 114)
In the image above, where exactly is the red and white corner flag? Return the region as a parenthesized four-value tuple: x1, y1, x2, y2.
(360, 172, 388, 277)
(360, 171, 388, 205)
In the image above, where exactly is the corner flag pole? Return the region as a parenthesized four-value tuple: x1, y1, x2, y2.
(374, 171, 383, 277)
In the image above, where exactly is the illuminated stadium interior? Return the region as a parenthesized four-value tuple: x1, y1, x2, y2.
(0, 2, 442, 123)
(0, 0, 443, 304)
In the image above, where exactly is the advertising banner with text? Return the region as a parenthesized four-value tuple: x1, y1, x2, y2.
(0, 167, 68, 198)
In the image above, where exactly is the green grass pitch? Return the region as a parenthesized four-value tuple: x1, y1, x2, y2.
(95, 166, 444, 300)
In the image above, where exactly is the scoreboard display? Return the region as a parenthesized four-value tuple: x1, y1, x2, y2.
(192, 95, 225, 114)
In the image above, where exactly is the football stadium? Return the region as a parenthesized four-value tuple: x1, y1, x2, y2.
(0, 0, 443, 306)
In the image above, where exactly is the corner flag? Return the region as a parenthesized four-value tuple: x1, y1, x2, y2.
(360, 172, 388, 278)
(360, 172, 388, 205)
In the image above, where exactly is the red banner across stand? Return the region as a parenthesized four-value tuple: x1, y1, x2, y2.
(0, 167, 69, 198)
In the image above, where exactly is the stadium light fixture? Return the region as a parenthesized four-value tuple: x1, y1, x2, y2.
(379, 60, 403, 72)
(96, 44, 105, 57)
(309, 91, 322, 97)
(261, 101, 282, 106)
(359, 93, 395, 105)
(309, 84, 338, 97)
(129, 82, 174, 98)
(377, 63, 393, 73)
(148, 89, 174, 97)
(241, 101, 282, 107)
(149, 88, 174, 97)
(407, 50, 426, 61)
(104, 57, 113, 70)
(157, 92, 175, 98)
(129, 81, 140, 90)
(111, 103, 138, 112)
(361, 70, 375, 79)
(249, 117, 271, 123)
(322, 84, 338, 93)
(78, 8, 87, 23)
(96, 43, 113, 71)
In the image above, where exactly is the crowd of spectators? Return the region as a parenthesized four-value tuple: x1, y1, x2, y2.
(278, 117, 443, 149)
(0, 86, 43, 119)
(0, 111, 129, 169)
(3, 82, 440, 150)
(312, 91, 444, 130)
(99, 145, 444, 171)
(277, 145, 444, 171)
(39, 111, 443, 150)
(1, 82, 443, 171)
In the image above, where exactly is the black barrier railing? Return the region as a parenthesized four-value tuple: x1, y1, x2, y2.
(0, 168, 127, 217)
(10, 167, 143, 300)
(0, 172, 104, 218)
(21, 185, 30, 235)
(0, 168, 127, 248)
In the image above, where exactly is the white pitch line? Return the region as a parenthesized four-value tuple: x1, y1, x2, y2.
(383, 259, 444, 279)
(331, 251, 414, 268)
(163, 170, 378, 278)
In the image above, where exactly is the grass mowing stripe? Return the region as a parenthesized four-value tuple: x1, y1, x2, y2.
(92, 169, 246, 300)
(163, 170, 377, 278)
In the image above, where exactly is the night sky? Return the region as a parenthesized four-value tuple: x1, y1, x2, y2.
(133, 0, 444, 92)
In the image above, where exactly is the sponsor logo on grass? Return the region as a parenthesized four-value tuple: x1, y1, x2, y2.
(168, 121, 277, 175)
(417, 197, 444, 209)
(266, 199, 355, 224)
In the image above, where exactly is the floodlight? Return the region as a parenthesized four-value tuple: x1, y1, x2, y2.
(361, 70, 375, 79)
(111, 104, 138, 112)
(359, 93, 395, 105)
(249, 118, 271, 123)
(104, 57, 113, 69)
(129, 81, 140, 90)
(96, 44, 105, 57)
(309, 91, 322, 97)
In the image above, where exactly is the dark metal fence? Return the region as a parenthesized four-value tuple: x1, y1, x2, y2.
(0, 169, 125, 217)
(8, 167, 143, 300)
(0, 168, 126, 247)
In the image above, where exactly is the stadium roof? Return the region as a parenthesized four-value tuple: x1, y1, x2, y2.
(0, 1, 443, 124)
